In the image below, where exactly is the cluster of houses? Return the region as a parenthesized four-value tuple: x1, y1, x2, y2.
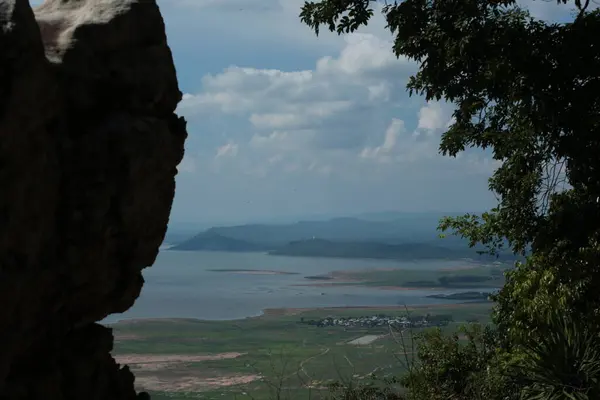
(299, 314, 453, 329)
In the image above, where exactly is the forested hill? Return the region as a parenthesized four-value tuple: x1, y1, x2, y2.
(268, 239, 519, 262)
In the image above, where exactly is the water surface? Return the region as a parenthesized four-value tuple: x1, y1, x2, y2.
(104, 250, 485, 323)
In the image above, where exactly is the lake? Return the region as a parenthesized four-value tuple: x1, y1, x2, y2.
(103, 250, 485, 323)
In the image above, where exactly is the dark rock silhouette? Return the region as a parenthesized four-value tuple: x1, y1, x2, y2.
(0, 0, 186, 398)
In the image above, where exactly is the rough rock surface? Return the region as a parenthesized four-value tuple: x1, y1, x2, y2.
(0, 0, 186, 398)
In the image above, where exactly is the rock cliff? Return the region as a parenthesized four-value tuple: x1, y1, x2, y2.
(0, 0, 186, 398)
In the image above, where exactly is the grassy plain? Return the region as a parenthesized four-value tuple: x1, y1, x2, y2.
(111, 302, 493, 400)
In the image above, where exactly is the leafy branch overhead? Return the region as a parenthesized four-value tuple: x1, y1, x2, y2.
(301, 0, 593, 37)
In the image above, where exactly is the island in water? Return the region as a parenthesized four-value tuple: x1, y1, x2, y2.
(169, 217, 522, 263)
(207, 269, 299, 276)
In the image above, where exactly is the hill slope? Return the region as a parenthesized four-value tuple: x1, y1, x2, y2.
(198, 216, 469, 248)
(171, 232, 267, 252)
(269, 239, 480, 261)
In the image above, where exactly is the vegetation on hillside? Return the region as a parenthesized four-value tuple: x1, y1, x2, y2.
(172, 223, 521, 261)
(298, 0, 600, 398)
(269, 239, 517, 261)
(172, 216, 476, 248)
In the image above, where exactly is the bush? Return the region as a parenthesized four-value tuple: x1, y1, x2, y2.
(510, 311, 600, 400)
(401, 324, 517, 400)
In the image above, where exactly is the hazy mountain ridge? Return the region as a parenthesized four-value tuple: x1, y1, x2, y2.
(170, 215, 520, 262)
(182, 215, 469, 248)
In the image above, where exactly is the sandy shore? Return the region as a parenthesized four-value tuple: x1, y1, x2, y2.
(208, 269, 298, 275)
(296, 263, 486, 290)
(372, 285, 441, 291)
(107, 302, 485, 325)
(113, 353, 260, 392)
(295, 282, 442, 291)
(296, 269, 442, 290)
(115, 353, 245, 365)
(296, 270, 362, 285)
(439, 264, 481, 271)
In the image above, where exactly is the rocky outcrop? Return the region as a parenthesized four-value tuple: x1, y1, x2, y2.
(0, 0, 186, 398)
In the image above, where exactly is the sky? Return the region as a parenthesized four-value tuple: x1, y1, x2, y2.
(34, 0, 592, 225)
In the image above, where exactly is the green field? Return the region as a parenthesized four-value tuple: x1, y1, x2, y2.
(111, 302, 493, 400)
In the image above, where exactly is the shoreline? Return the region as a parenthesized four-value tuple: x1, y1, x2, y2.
(296, 261, 489, 289)
(293, 282, 443, 291)
(207, 268, 299, 275)
(260, 302, 484, 317)
(107, 302, 489, 325)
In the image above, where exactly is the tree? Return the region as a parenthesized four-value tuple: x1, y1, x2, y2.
(401, 324, 516, 400)
(299, 0, 600, 341)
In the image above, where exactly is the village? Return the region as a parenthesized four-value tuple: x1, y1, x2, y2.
(299, 314, 453, 329)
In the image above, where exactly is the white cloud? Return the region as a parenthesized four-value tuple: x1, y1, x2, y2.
(166, 1, 526, 220)
(170, 0, 282, 11)
(161, 0, 391, 54)
(416, 102, 454, 134)
(250, 113, 306, 130)
(180, 33, 416, 154)
(360, 118, 405, 163)
(178, 30, 498, 186)
(181, 34, 411, 118)
(215, 141, 239, 158)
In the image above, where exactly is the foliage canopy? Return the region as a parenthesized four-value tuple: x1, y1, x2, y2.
(300, 0, 600, 397)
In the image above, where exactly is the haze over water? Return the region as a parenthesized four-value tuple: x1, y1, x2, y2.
(104, 250, 486, 323)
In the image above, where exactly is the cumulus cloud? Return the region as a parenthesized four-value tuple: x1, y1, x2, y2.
(360, 119, 406, 163)
(166, 1, 539, 219)
(177, 30, 499, 186)
(180, 34, 411, 117)
(215, 142, 239, 158)
(180, 33, 416, 155)
(170, 0, 282, 11)
(162, 0, 390, 52)
(416, 102, 454, 135)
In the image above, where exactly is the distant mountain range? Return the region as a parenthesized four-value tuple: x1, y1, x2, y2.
(175, 215, 468, 245)
(170, 215, 520, 262)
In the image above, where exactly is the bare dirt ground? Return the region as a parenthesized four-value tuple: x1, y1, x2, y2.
(115, 352, 245, 366)
(348, 335, 387, 345)
(134, 374, 261, 392)
(114, 353, 261, 392)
